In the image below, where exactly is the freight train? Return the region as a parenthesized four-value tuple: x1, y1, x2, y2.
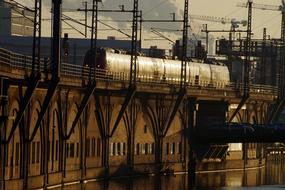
(84, 48, 230, 88)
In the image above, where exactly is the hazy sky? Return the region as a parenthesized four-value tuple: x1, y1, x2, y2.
(17, 0, 283, 49)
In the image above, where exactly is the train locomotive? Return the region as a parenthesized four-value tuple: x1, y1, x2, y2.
(84, 48, 230, 88)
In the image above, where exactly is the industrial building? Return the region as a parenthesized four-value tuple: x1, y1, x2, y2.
(0, 0, 33, 36)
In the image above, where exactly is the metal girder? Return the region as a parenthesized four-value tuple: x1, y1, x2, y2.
(260, 28, 267, 85)
(2, 75, 40, 144)
(107, 0, 138, 138)
(269, 12, 285, 124)
(161, 0, 189, 137)
(129, 0, 139, 86)
(269, 17, 285, 123)
(229, 1, 252, 123)
(159, 0, 189, 137)
(2, 0, 43, 144)
(94, 95, 105, 138)
(52, 0, 62, 79)
(180, 0, 189, 89)
(108, 86, 136, 138)
(228, 96, 248, 122)
(89, 0, 99, 81)
(64, 83, 96, 140)
(281, 11, 285, 42)
(25, 0, 62, 142)
(0, 78, 8, 128)
(163, 89, 186, 137)
(27, 79, 59, 142)
(267, 99, 285, 124)
(243, 0, 252, 98)
(59, 0, 99, 141)
(31, 0, 42, 76)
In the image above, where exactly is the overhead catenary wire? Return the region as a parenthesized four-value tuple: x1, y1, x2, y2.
(62, 13, 131, 38)
(62, 19, 85, 36)
(143, 0, 168, 16)
(252, 13, 281, 31)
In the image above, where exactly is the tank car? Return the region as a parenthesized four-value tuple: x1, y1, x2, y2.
(83, 48, 230, 88)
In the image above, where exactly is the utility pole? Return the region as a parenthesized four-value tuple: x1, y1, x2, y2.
(261, 28, 266, 85)
(181, 0, 189, 89)
(130, 0, 138, 86)
(280, 0, 285, 99)
(229, 0, 253, 122)
(281, 0, 285, 42)
(83, 1, 87, 38)
(90, 0, 99, 82)
(139, 10, 142, 52)
(32, 0, 42, 76)
(243, 0, 253, 98)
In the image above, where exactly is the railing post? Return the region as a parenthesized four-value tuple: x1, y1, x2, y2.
(44, 57, 49, 80)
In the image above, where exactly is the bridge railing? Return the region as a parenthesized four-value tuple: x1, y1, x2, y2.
(0, 48, 48, 72)
(0, 48, 279, 95)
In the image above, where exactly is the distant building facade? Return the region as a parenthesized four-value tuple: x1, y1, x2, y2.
(173, 33, 215, 59)
(0, 0, 33, 36)
(141, 46, 166, 58)
(0, 35, 133, 65)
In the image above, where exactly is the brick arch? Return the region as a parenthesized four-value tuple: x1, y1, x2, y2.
(105, 99, 129, 167)
(86, 97, 100, 133)
(165, 113, 183, 137)
(86, 101, 102, 167)
(29, 99, 42, 136)
(234, 113, 242, 123)
(133, 104, 156, 164)
(66, 102, 81, 139)
(3, 99, 22, 179)
(248, 103, 267, 125)
(248, 110, 258, 124)
(139, 98, 183, 166)
(66, 102, 82, 171)
(48, 102, 61, 172)
(260, 103, 268, 124)
(229, 111, 242, 123)
(28, 99, 44, 176)
(162, 111, 184, 163)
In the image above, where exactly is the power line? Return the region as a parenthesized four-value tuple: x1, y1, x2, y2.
(143, 0, 168, 16)
(252, 13, 281, 31)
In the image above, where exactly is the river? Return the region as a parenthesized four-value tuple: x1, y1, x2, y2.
(52, 154, 285, 190)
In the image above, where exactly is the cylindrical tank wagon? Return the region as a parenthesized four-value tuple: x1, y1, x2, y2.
(84, 48, 230, 88)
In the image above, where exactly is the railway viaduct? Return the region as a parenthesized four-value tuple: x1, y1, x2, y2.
(0, 47, 278, 189)
(0, 0, 284, 189)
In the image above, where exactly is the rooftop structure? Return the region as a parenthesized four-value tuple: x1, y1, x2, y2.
(0, 0, 34, 36)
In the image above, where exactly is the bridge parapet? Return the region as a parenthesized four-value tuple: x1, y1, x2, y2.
(0, 48, 278, 102)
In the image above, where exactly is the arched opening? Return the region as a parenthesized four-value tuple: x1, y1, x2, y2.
(65, 104, 81, 171)
(3, 105, 21, 180)
(48, 108, 60, 172)
(134, 110, 156, 165)
(163, 115, 183, 164)
(86, 103, 102, 168)
(28, 101, 44, 177)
